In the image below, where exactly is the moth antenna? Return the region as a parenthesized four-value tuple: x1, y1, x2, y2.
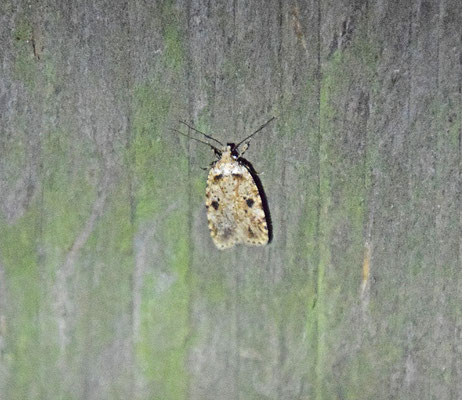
(235, 116, 276, 149)
(171, 128, 222, 154)
(179, 120, 224, 147)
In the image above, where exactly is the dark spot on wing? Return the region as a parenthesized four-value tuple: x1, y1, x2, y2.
(248, 227, 255, 237)
(211, 200, 219, 210)
(246, 198, 254, 208)
(232, 173, 243, 179)
(213, 174, 223, 182)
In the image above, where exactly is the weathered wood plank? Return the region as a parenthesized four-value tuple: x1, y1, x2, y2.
(0, 0, 461, 399)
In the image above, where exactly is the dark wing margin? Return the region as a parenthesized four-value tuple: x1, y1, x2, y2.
(238, 157, 273, 244)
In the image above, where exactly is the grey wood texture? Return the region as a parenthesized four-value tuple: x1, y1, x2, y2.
(0, 0, 461, 399)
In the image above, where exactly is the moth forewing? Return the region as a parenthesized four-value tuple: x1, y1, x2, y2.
(205, 145, 270, 249)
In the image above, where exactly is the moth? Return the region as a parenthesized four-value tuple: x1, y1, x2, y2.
(174, 118, 275, 249)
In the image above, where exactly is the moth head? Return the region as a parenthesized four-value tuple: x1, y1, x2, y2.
(226, 143, 239, 159)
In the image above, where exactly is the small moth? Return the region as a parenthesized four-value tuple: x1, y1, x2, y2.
(174, 118, 275, 249)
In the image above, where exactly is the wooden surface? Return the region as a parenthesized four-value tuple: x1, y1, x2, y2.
(1, 0, 461, 399)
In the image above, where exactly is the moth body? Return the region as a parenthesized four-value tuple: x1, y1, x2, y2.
(205, 145, 269, 250)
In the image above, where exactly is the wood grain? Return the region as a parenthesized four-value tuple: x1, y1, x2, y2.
(0, 0, 461, 399)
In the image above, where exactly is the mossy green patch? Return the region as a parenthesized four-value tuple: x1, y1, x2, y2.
(132, 181, 190, 397)
(130, 8, 190, 392)
(131, 83, 179, 221)
(315, 26, 379, 397)
(163, 21, 184, 73)
(1, 115, 29, 183)
(160, 1, 185, 72)
(1, 122, 101, 398)
(63, 184, 135, 395)
(41, 129, 99, 269)
(136, 210, 190, 399)
(0, 209, 45, 399)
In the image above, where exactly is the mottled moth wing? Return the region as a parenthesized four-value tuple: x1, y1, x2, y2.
(205, 157, 269, 249)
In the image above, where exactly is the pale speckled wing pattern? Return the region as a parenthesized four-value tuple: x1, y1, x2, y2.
(205, 149, 269, 249)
